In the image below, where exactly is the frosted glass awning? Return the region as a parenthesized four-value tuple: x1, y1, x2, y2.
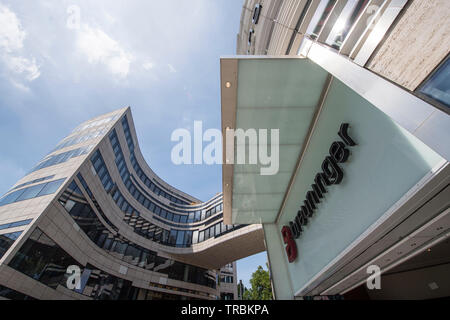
(221, 57, 330, 224)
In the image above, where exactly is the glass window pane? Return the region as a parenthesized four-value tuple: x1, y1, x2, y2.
(0, 189, 25, 206)
(325, 0, 369, 49)
(37, 179, 65, 196)
(419, 56, 450, 107)
(16, 184, 46, 201)
(306, 0, 337, 39)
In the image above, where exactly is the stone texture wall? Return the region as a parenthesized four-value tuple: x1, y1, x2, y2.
(367, 0, 450, 90)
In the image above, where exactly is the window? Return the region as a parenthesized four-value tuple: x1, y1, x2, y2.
(15, 183, 46, 201)
(169, 229, 177, 245)
(29, 146, 92, 173)
(215, 223, 221, 236)
(252, 4, 262, 24)
(248, 28, 254, 44)
(418, 55, 450, 108)
(10, 175, 55, 191)
(9, 228, 79, 289)
(176, 231, 185, 247)
(0, 284, 35, 300)
(0, 231, 22, 259)
(0, 219, 32, 231)
(192, 230, 198, 244)
(0, 178, 66, 207)
(325, 0, 369, 49)
(37, 178, 65, 196)
(306, 0, 337, 39)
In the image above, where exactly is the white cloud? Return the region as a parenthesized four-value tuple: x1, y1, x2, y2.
(6, 56, 40, 81)
(77, 25, 132, 78)
(0, 4, 40, 83)
(0, 5, 26, 52)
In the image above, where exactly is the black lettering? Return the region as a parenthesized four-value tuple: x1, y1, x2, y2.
(311, 183, 324, 199)
(306, 190, 320, 206)
(314, 172, 330, 193)
(289, 221, 301, 238)
(329, 141, 349, 163)
(338, 123, 357, 146)
(297, 208, 308, 226)
(284, 123, 357, 262)
(304, 199, 314, 217)
(322, 156, 343, 185)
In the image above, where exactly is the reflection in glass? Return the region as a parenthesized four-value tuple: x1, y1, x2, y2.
(326, 0, 369, 49)
(306, 0, 337, 39)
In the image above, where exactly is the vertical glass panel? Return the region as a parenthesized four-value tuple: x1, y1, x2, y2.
(169, 229, 177, 245)
(176, 231, 185, 247)
(325, 0, 369, 49)
(192, 230, 199, 244)
(306, 0, 337, 39)
(215, 223, 221, 236)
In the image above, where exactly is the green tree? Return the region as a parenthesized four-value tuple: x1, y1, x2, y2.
(241, 264, 273, 300)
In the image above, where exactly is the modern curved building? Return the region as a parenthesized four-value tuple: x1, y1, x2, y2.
(0, 107, 264, 300)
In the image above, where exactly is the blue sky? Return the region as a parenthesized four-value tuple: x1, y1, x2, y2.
(0, 0, 267, 289)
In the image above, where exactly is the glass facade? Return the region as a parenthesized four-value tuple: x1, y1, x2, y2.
(9, 175, 55, 191)
(0, 178, 66, 207)
(91, 146, 244, 247)
(29, 146, 93, 174)
(121, 116, 191, 205)
(0, 109, 241, 300)
(58, 180, 216, 289)
(9, 228, 216, 299)
(0, 231, 22, 259)
(51, 127, 108, 153)
(9, 228, 79, 289)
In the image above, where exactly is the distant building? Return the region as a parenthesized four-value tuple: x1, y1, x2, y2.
(0, 107, 264, 299)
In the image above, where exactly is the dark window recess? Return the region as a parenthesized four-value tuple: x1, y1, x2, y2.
(0, 284, 35, 300)
(248, 28, 254, 44)
(9, 228, 79, 289)
(0, 231, 22, 260)
(252, 4, 262, 24)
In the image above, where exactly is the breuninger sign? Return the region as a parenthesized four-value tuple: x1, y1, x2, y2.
(281, 123, 357, 263)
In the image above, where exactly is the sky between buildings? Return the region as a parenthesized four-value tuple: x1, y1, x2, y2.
(0, 0, 267, 289)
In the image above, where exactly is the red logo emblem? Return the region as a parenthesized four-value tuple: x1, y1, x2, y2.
(281, 226, 297, 263)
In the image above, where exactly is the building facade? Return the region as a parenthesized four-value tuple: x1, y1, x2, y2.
(222, 0, 449, 300)
(0, 107, 264, 300)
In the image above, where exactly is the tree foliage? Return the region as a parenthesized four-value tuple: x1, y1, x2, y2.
(240, 264, 272, 300)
